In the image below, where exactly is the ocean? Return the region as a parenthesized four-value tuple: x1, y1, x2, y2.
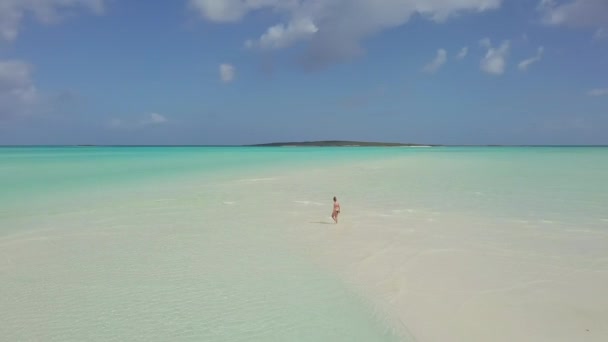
(1, 146, 607, 341)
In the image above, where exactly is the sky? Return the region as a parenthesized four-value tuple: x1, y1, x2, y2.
(0, 0, 607, 145)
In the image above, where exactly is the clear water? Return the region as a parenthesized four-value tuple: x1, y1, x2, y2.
(1, 146, 607, 341)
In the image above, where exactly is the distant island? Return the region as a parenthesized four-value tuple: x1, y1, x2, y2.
(250, 140, 438, 147)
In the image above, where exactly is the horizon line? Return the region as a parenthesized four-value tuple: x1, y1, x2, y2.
(1, 144, 608, 148)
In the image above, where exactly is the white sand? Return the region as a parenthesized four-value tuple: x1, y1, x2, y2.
(248, 159, 608, 342)
(2, 153, 607, 341)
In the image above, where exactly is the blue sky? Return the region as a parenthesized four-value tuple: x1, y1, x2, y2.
(0, 0, 606, 145)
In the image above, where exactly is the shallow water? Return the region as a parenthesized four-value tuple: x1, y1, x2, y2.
(1, 147, 406, 341)
(1, 146, 607, 341)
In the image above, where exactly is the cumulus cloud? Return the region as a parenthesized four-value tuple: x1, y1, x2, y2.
(539, 0, 608, 29)
(219, 63, 236, 83)
(588, 88, 608, 96)
(0, 60, 39, 119)
(191, 0, 502, 69)
(423, 49, 447, 73)
(189, 0, 298, 23)
(456, 47, 469, 59)
(518, 46, 544, 71)
(245, 18, 319, 50)
(0, 0, 105, 42)
(480, 39, 510, 75)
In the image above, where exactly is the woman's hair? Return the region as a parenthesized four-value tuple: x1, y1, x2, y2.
(333, 196, 337, 201)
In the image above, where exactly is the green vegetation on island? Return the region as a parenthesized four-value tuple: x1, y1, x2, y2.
(250, 140, 437, 147)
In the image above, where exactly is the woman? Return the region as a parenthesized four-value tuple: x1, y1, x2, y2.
(331, 196, 341, 224)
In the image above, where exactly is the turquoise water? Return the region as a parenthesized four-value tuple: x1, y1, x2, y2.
(1, 146, 607, 341)
(1, 146, 409, 341)
(1, 146, 387, 204)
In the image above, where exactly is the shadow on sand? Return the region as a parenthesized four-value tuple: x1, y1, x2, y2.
(310, 221, 335, 225)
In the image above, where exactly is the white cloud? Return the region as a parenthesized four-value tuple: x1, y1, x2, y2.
(0, 60, 39, 118)
(219, 63, 236, 83)
(480, 39, 510, 75)
(456, 47, 469, 59)
(588, 88, 608, 96)
(0, 0, 105, 42)
(245, 18, 319, 50)
(423, 49, 447, 73)
(189, 0, 298, 23)
(518, 46, 544, 71)
(188, 0, 247, 22)
(539, 0, 608, 29)
(191, 0, 502, 69)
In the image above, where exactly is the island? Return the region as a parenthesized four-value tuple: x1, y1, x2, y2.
(249, 140, 438, 147)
